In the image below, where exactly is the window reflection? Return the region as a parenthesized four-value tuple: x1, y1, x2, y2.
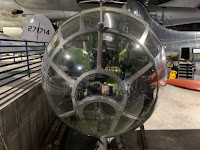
(47, 66, 73, 114)
(83, 102, 115, 135)
(84, 12, 100, 29)
(102, 33, 150, 80)
(125, 67, 156, 118)
(145, 32, 160, 57)
(76, 74, 122, 102)
(114, 116, 137, 133)
(46, 32, 59, 56)
(53, 32, 98, 80)
(62, 17, 80, 39)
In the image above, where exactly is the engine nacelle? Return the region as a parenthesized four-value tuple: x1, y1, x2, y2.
(41, 6, 167, 138)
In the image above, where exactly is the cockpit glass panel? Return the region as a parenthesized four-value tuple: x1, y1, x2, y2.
(83, 102, 115, 135)
(53, 32, 98, 80)
(84, 11, 100, 29)
(62, 17, 80, 39)
(125, 66, 157, 118)
(114, 116, 136, 134)
(125, 15, 146, 39)
(46, 32, 59, 56)
(46, 66, 73, 114)
(76, 74, 122, 103)
(64, 115, 86, 133)
(145, 32, 161, 57)
(103, 9, 146, 39)
(103, 11, 122, 29)
(102, 32, 150, 80)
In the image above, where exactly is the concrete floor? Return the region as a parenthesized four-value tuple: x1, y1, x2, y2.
(143, 85, 200, 150)
(145, 85, 200, 130)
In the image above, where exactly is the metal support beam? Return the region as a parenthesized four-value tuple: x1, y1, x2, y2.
(96, 138, 107, 150)
(139, 125, 148, 150)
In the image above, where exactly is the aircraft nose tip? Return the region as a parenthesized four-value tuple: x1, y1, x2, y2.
(41, 5, 167, 137)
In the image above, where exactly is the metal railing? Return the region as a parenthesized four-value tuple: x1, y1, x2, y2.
(0, 38, 47, 88)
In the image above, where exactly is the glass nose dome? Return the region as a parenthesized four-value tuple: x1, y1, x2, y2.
(41, 6, 167, 138)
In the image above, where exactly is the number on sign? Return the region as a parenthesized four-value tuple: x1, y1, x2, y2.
(28, 26, 32, 31)
(46, 30, 50, 35)
(39, 28, 43, 33)
(27, 26, 50, 35)
(32, 26, 37, 32)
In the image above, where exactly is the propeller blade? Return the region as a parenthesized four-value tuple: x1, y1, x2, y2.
(166, 79, 200, 91)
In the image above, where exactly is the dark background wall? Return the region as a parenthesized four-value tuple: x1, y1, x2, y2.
(0, 84, 56, 150)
